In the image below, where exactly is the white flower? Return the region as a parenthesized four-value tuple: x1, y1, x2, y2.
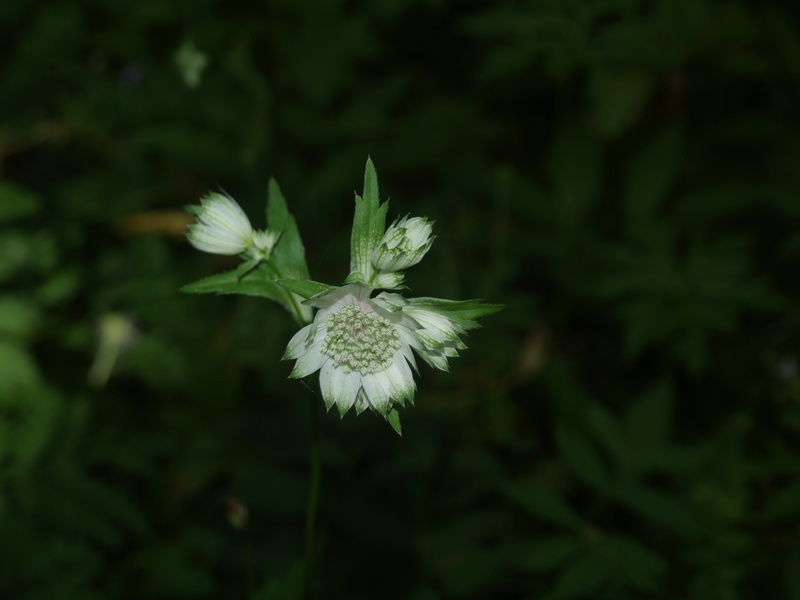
(187, 192, 254, 255)
(375, 294, 467, 372)
(372, 216, 434, 272)
(187, 192, 280, 260)
(283, 284, 422, 416)
(402, 303, 466, 371)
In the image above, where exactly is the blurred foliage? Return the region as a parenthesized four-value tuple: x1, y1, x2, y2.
(2, 0, 800, 598)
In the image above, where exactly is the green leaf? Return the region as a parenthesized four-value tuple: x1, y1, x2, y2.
(408, 297, 505, 328)
(549, 120, 603, 222)
(624, 381, 672, 472)
(181, 262, 284, 300)
(599, 534, 667, 591)
(349, 157, 388, 285)
(0, 296, 39, 338)
(266, 178, 310, 281)
(624, 123, 682, 232)
(387, 406, 402, 436)
(0, 182, 40, 223)
(274, 278, 335, 300)
(502, 479, 582, 528)
(555, 425, 611, 491)
(543, 554, 607, 600)
(615, 483, 697, 536)
(0, 339, 40, 395)
(508, 535, 582, 573)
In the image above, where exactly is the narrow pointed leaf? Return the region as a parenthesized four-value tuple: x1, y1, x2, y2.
(274, 278, 335, 299)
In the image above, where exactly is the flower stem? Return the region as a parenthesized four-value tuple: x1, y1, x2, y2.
(303, 393, 321, 599)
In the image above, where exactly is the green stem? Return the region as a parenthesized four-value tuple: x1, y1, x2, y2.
(262, 260, 308, 325)
(303, 393, 321, 599)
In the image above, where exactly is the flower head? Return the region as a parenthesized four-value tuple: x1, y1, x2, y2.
(187, 192, 254, 255)
(187, 192, 279, 260)
(372, 216, 434, 272)
(284, 284, 421, 417)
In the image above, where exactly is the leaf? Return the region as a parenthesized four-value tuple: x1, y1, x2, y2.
(181, 262, 284, 300)
(508, 535, 583, 573)
(0, 296, 39, 338)
(408, 297, 505, 328)
(0, 339, 40, 394)
(387, 406, 402, 436)
(349, 157, 388, 285)
(266, 178, 310, 281)
(549, 120, 603, 223)
(624, 123, 683, 231)
(543, 554, 607, 600)
(555, 425, 611, 491)
(502, 479, 582, 528)
(0, 182, 40, 223)
(624, 381, 672, 472)
(275, 278, 334, 300)
(599, 534, 667, 591)
(614, 483, 697, 537)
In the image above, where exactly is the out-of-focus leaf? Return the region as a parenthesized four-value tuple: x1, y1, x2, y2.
(549, 120, 603, 225)
(599, 533, 667, 591)
(543, 554, 606, 600)
(0, 339, 40, 394)
(615, 483, 697, 537)
(0, 296, 39, 338)
(623, 123, 682, 230)
(508, 535, 582, 573)
(0, 182, 39, 222)
(502, 479, 582, 528)
(555, 424, 611, 491)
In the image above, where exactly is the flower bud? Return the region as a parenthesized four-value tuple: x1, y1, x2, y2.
(372, 216, 434, 272)
(187, 193, 254, 255)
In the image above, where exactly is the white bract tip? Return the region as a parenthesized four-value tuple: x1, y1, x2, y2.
(187, 193, 254, 255)
(372, 216, 434, 272)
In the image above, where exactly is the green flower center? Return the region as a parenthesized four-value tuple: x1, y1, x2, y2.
(322, 302, 401, 375)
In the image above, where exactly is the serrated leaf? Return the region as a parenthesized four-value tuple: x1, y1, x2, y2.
(555, 425, 611, 491)
(349, 157, 388, 285)
(266, 179, 310, 281)
(181, 262, 284, 300)
(275, 278, 335, 300)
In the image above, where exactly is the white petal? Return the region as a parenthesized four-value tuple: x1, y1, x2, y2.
(284, 325, 314, 359)
(362, 372, 392, 415)
(328, 368, 362, 415)
(289, 343, 327, 379)
(319, 361, 335, 410)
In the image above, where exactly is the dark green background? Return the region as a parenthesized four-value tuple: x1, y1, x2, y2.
(2, 0, 800, 598)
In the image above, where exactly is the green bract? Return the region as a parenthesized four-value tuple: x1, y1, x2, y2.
(183, 158, 502, 434)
